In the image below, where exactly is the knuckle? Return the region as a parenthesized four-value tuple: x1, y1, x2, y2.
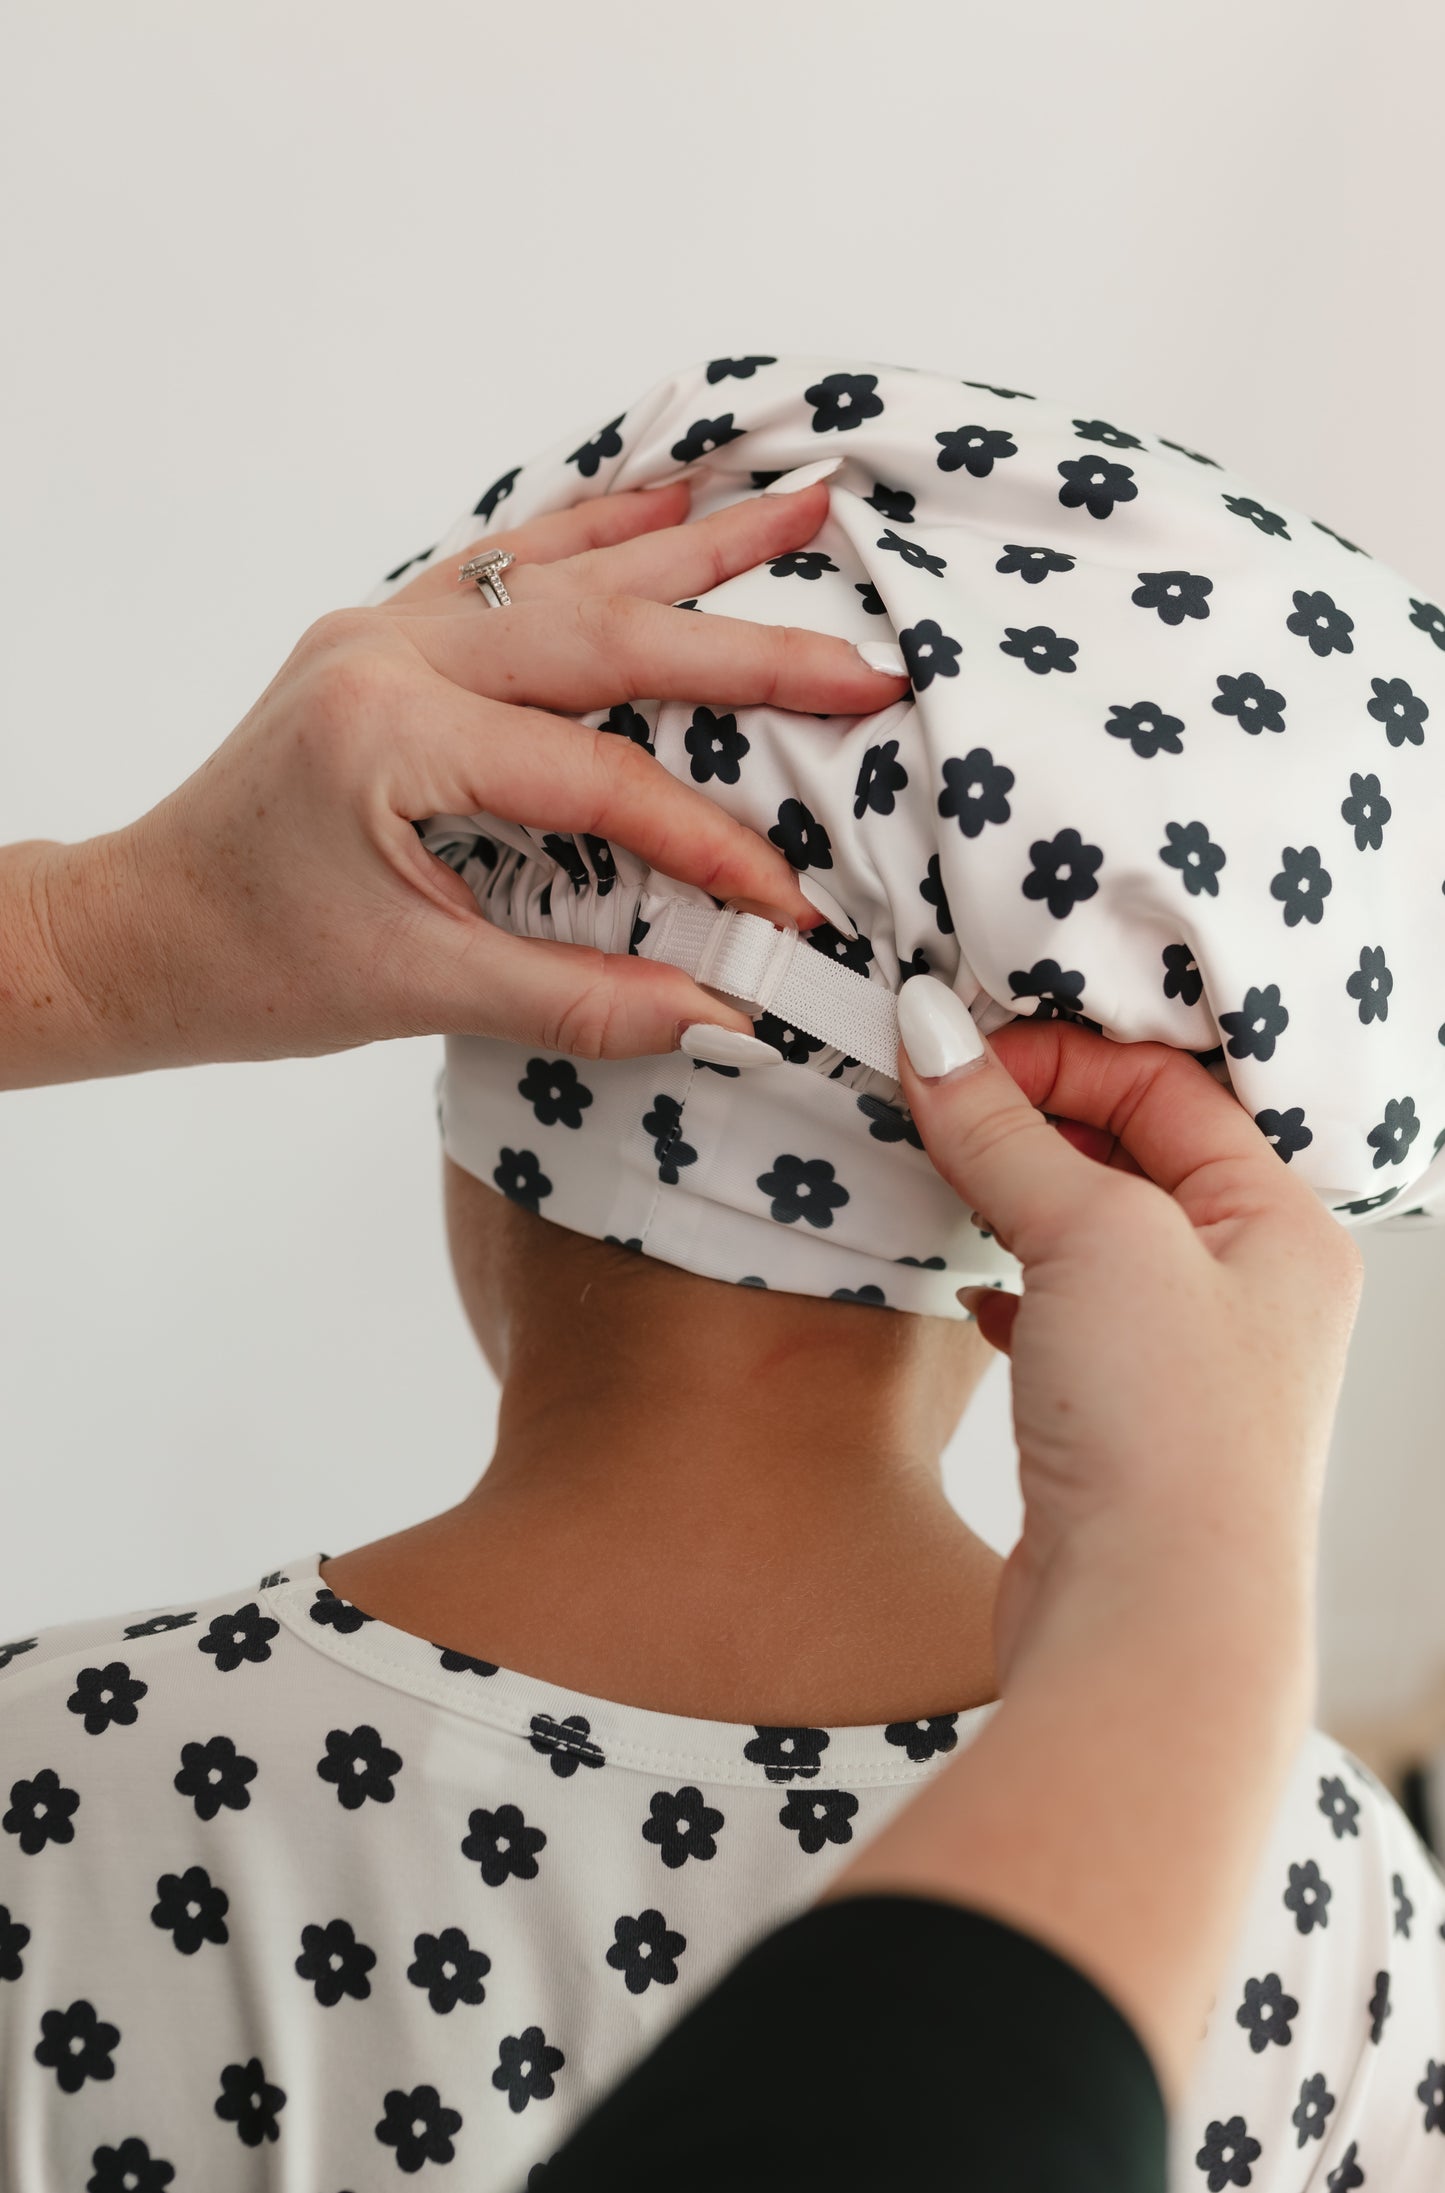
(544, 956, 621, 1060)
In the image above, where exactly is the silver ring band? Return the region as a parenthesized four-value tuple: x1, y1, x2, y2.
(458, 547, 516, 608)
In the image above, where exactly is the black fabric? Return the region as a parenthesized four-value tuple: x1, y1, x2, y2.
(539, 1891, 1167, 2192)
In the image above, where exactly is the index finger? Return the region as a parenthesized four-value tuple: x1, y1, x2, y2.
(382, 481, 695, 607)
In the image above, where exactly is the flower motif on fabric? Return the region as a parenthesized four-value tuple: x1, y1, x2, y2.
(1418, 2060, 1445, 2134)
(768, 549, 839, 581)
(86, 2138, 175, 2193)
(473, 467, 520, 521)
(1368, 1969, 1392, 2044)
(884, 1716, 959, 1763)
(938, 749, 1013, 837)
(1291, 2071, 1335, 2148)
(600, 702, 654, 753)
(295, 1917, 376, 2006)
(1158, 436, 1222, 468)
(66, 1661, 147, 1735)
(1000, 624, 1078, 675)
(804, 372, 884, 433)
(1313, 519, 1367, 555)
(1341, 772, 1391, 851)
(919, 854, 956, 935)
(964, 379, 1035, 401)
(857, 1095, 924, 1150)
(1347, 947, 1392, 1025)
(670, 414, 745, 464)
(754, 1014, 826, 1063)
(642, 1095, 698, 1186)
(877, 527, 946, 576)
(642, 1786, 725, 1868)
(493, 1148, 552, 1214)
(1269, 846, 1332, 927)
(1220, 985, 1290, 1065)
(0, 1902, 30, 1981)
(606, 1908, 687, 1994)
(805, 921, 874, 976)
(34, 2000, 119, 2093)
(1409, 596, 1445, 650)
(1194, 2116, 1262, 2190)
(174, 1735, 256, 1820)
(935, 424, 1017, 478)
(152, 1864, 229, 1955)
(855, 580, 886, 615)
(1132, 569, 1213, 626)
(461, 1801, 547, 1886)
(1162, 942, 1204, 1008)
(1369, 1097, 1421, 1170)
(706, 355, 776, 382)
(1235, 1972, 1298, 2053)
(1367, 675, 1428, 748)
(1073, 417, 1144, 450)
(769, 797, 833, 871)
(436, 1646, 499, 1676)
(122, 1613, 196, 1639)
(1223, 495, 1290, 540)
(1106, 701, 1186, 759)
(1213, 671, 1287, 736)
(1022, 828, 1103, 919)
(408, 1927, 490, 2013)
(779, 1787, 859, 1854)
(1282, 1857, 1331, 1933)
(744, 1725, 830, 1782)
(1255, 1107, 1314, 1165)
(854, 739, 909, 818)
(0, 1638, 38, 1671)
(1057, 455, 1138, 520)
(5, 1766, 81, 1853)
(757, 1155, 849, 1229)
(376, 2085, 464, 2170)
(684, 706, 750, 785)
(316, 1724, 402, 1811)
(493, 2027, 565, 2113)
(996, 543, 1075, 584)
(1393, 1871, 1415, 1937)
(1011, 960, 1093, 1024)
(1286, 588, 1354, 658)
(530, 1713, 606, 1778)
(1325, 2143, 1364, 2191)
(832, 1285, 888, 1305)
(866, 481, 915, 523)
(899, 618, 962, 689)
(199, 1602, 279, 1674)
(519, 1058, 595, 1131)
(566, 414, 624, 479)
(308, 1587, 375, 1636)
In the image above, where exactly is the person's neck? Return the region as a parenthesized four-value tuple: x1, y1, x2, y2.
(324, 1289, 1005, 1726)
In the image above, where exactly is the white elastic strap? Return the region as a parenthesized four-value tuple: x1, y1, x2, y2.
(639, 902, 901, 1079)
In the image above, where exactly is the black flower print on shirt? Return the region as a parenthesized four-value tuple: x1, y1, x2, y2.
(805, 920, 873, 976)
(643, 1786, 724, 1868)
(1194, 2115, 1262, 2190)
(754, 1014, 826, 1063)
(87, 2138, 175, 2193)
(1162, 942, 1205, 1007)
(769, 797, 833, 870)
(1370, 1097, 1421, 1170)
(1074, 417, 1144, 451)
(996, 543, 1075, 584)
(1393, 1871, 1415, 1937)
(854, 740, 909, 817)
(519, 1058, 594, 1131)
(855, 580, 886, 615)
(1213, 671, 1287, 736)
(1341, 772, 1391, 850)
(1158, 436, 1221, 468)
(541, 833, 590, 895)
(756, 1155, 849, 1229)
(0, 1638, 38, 1670)
(1418, 2059, 1445, 2133)
(642, 1095, 698, 1185)
(1283, 1857, 1331, 1933)
(494, 2027, 565, 2113)
(935, 423, 1016, 478)
(567, 414, 623, 479)
(308, 1587, 375, 1636)
(1270, 846, 1332, 926)
(919, 854, 955, 934)
(707, 355, 776, 382)
(769, 548, 838, 581)
(174, 1735, 256, 1820)
(805, 372, 883, 433)
(66, 1661, 147, 1735)
(1368, 674, 1428, 748)
(866, 481, 915, 523)
(1287, 588, 1354, 657)
(0, 1902, 30, 1980)
(1224, 495, 1290, 541)
(493, 1149, 552, 1214)
(5, 1766, 80, 1852)
(408, 1927, 490, 2013)
(122, 1612, 195, 1639)
(1057, 455, 1138, 520)
(1000, 624, 1078, 675)
(216, 2058, 286, 2147)
(964, 379, 1035, 400)
(1235, 1972, 1298, 2052)
(1291, 2070, 1335, 2147)
(1348, 947, 1394, 1025)
(199, 1602, 278, 1673)
(884, 1717, 959, 1763)
(316, 1725, 402, 1811)
(857, 1095, 924, 1150)
(899, 618, 962, 689)
(376, 2083, 463, 2169)
(474, 467, 520, 521)
(152, 1865, 229, 1955)
(1107, 701, 1186, 760)
(607, 1908, 687, 1993)
(938, 749, 1013, 836)
(1256, 1106, 1313, 1164)
(1132, 569, 1213, 626)
(35, 1999, 119, 2093)
(1220, 985, 1289, 1065)
(744, 1726, 830, 1782)
(1409, 596, 1445, 649)
(877, 526, 946, 576)
(670, 414, 744, 464)
(461, 1802, 547, 1886)
(832, 1284, 888, 1304)
(1023, 828, 1103, 919)
(295, 1918, 376, 2006)
(1368, 1969, 1392, 2043)
(601, 701, 654, 753)
(779, 1787, 859, 1854)
(684, 706, 749, 785)
(436, 1646, 499, 1676)
(530, 1713, 605, 1777)
(1326, 2142, 1365, 2191)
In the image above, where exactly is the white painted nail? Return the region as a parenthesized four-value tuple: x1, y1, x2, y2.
(680, 1024, 783, 1068)
(760, 456, 844, 496)
(796, 873, 858, 939)
(897, 976, 988, 1081)
(856, 640, 908, 679)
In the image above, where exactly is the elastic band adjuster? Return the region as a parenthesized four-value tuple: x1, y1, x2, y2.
(695, 907, 799, 1018)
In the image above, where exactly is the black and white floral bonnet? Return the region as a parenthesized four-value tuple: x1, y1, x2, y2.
(367, 354, 1445, 1315)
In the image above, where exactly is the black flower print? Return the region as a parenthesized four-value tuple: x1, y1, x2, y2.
(684, 705, 749, 785)
(780, 1787, 859, 1854)
(1132, 569, 1213, 626)
(1369, 1096, 1421, 1170)
(670, 414, 744, 464)
(530, 1713, 605, 1778)
(1235, 1972, 1298, 2053)
(152, 1865, 229, 1955)
(938, 748, 1013, 837)
(1418, 2059, 1445, 2133)
(308, 1587, 375, 1636)
(582, 835, 616, 895)
(642, 1094, 698, 1186)
(1367, 674, 1428, 748)
(493, 1148, 552, 1214)
(854, 739, 909, 818)
(1223, 495, 1290, 540)
(1393, 1870, 1415, 1937)
(857, 1095, 924, 1150)
(1368, 1968, 1392, 2043)
(66, 1661, 147, 1735)
(1158, 436, 1221, 468)
(1326, 2143, 1364, 2191)
(963, 379, 1035, 400)
(541, 833, 590, 895)
(493, 2027, 565, 2113)
(5, 1767, 80, 1853)
(1194, 2115, 1262, 2190)
(754, 1014, 826, 1063)
(1287, 588, 1354, 657)
(376, 2083, 463, 2169)
(174, 1735, 256, 1821)
(1291, 2071, 1335, 2147)
(34, 2000, 119, 2093)
(1074, 416, 1144, 450)
(768, 548, 839, 581)
(1314, 518, 1367, 555)
(316, 1725, 402, 1811)
(462, 1801, 546, 1886)
(518, 1057, 594, 1131)
(199, 1602, 278, 1674)
(294, 1917, 376, 2007)
(408, 1927, 489, 2014)
(1341, 771, 1391, 851)
(831, 1284, 887, 1305)
(642, 1786, 724, 1868)
(706, 355, 776, 382)
(0, 1638, 38, 1671)
(1220, 985, 1290, 1065)
(1023, 828, 1103, 919)
(884, 1716, 959, 1763)
(567, 414, 623, 479)
(86, 2138, 175, 2193)
(1107, 701, 1186, 760)
(1283, 1857, 1331, 1933)
(1256, 1107, 1314, 1164)
(1000, 624, 1078, 675)
(918, 854, 955, 936)
(1162, 941, 1204, 1008)
(899, 617, 962, 689)
(805, 920, 874, 977)
(214, 2057, 287, 2147)
(600, 701, 654, 753)
(855, 580, 886, 615)
(122, 1612, 195, 1639)
(935, 423, 1016, 477)
(473, 467, 520, 521)
(1057, 455, 1138, 520)
(996, 542, 1075, 585)
(756, 1155, 849, 1229)
(768, 797, 833, 870)
(896, 1255, 947, 1270)
(805, 371, 883, 433)
(744, 1726, 830, 1782)
(1213, 671, 1287, 736)
(607, 1908, 687, 1994)
(877, 526, 946, 576)
(0, 1902, 29, 1980)
(866, 481, 915, 523)
(1347, 946, 1393, 1025)
(1409, 596, 1445, 650)
(1269, 845, 1333, 926)
(436, 1646, 499, 1676)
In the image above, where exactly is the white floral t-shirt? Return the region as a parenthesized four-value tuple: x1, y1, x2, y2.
(1, 1554, 1442, 2192)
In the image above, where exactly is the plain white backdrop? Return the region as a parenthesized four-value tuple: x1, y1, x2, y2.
(2, 1, 1442, 1730)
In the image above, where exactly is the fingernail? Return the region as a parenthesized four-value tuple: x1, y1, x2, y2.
(761, 456, 844, 496)
(680, 1024, 783, 1068)
(897, 976, 988, 1082)
(856, 640, 908, 679)
(796, 873, 857, 938)
(641, 476, 690, 493)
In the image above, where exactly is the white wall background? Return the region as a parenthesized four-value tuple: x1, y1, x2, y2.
(2, 1, 1442, 1735)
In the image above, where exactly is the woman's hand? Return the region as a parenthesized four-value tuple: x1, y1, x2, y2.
(3, 478, 906, 1088)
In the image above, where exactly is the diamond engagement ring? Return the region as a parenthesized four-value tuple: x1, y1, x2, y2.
(458, 547, 516, 607)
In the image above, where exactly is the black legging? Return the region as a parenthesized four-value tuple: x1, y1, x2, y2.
(538, 1893, 1165, 2192)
